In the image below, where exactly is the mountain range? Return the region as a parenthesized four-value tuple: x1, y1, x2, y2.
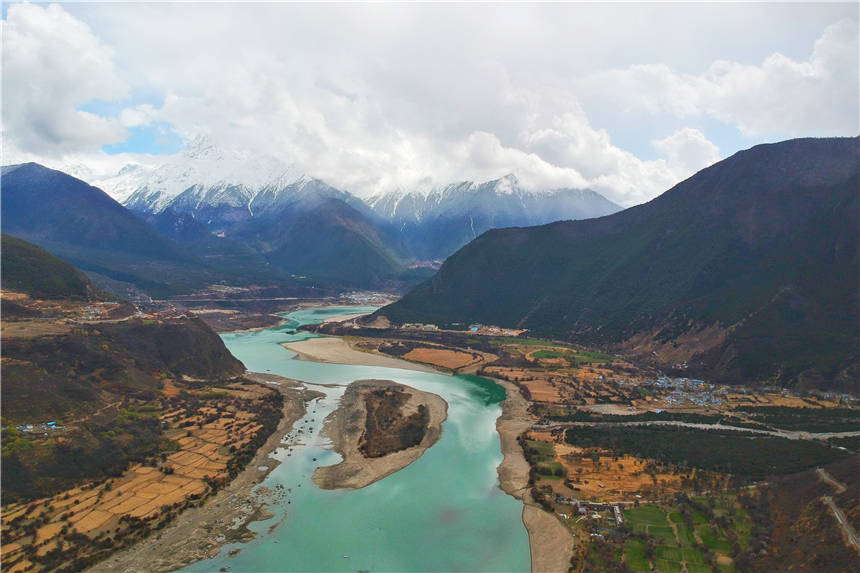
(378, 136, 860, 391)
(5, 138, 616, 290)
(101, 141, 620, 266)
(366, 175, 620, 259)
(0, 163, 334, 297)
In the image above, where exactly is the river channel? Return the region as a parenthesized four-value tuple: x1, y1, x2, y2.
(183, 306, 530, 572)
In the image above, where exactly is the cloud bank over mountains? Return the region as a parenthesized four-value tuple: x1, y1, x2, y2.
(3, 3, 857, 206)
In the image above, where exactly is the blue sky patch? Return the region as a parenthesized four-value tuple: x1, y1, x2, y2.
(103, 123, 184, 155)
(77, 96, 185, 155)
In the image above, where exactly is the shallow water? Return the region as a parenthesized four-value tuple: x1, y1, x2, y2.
(183, 306, 530, 572)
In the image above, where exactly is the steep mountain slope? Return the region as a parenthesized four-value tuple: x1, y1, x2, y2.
(367, 174, 621, 258)
(1, 234, 101, 300)
(2, 163, 185, 259)
(379, 137, 860, 390)
(233, 194, 406, 286)
(0, 163, 235, 296)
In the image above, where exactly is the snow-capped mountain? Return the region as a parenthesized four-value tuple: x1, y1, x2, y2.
(96, 136, 304, 216)
(369, 174, 618, 221)
(92, 144, 622, 281)
(367, 174, 622, 258)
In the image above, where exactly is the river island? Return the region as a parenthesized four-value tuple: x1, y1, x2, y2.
(313, 379, 448, 489)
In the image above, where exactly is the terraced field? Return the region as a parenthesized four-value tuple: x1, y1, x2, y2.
(1, 380, 282, 573)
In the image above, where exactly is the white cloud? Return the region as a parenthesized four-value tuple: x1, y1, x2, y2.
(3, 4, 857, 207)
(119, 104, 156, 128)
(2, 3, 129, 156)
(584, 19, 859, 137)
(652, 128, 721, 179)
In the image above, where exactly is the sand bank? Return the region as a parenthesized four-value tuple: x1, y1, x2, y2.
(322, 311, 372, 323)
(86, 373, 323, 573)
(312, 379, 448, 490)
(493, 378, 575, 573)
(282, 336, 439, 373)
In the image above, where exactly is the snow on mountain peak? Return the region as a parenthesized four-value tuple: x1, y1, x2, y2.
(494, 173, 519, 194)
(94, 139, 305, 212)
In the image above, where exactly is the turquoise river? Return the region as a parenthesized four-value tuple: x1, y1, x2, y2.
(183, 306, 531, 572)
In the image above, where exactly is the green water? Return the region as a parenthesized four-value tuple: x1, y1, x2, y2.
(183, 306, 530, 572)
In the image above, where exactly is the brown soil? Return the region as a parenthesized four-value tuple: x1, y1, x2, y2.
(521, 380, 564, 402)
(402, 347, 482, 370)
(553, 444, 684, 502)
(623, 324, 727, 366)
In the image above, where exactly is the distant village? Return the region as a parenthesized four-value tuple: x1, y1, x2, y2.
(15, 421, 66, 435)
(399, 322, 526, 337)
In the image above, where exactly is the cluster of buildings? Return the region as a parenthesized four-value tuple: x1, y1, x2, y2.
(401, 323, 439, 331)
(342, 290, 392, 305)
(554, 497, 628, 531)
(15, 421, 65, 435)
(649, 376, 724, 408)
(466, 323, 525, 336)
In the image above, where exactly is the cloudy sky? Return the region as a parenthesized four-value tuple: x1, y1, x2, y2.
(3, 2, 858, 206)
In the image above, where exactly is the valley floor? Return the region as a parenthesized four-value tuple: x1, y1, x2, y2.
(306, 319, 860, 573)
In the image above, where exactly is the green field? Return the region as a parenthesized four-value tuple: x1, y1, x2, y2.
(524, 439, 554, 461)
(655, 546, 682, 561)
(682, 547, 706, 563)
(697, 524, 733, 552)
(530, 348, 612, 364)
(653, 559, 683, 572)
(650, 525, 677, 544)
(675, 523, 697, 546)
(616, 501, 746, 572)
(690, 508, 708, 523)
(623, 538, 649, 572)
(524, 439, 565, 478)
(624, 505, 669, 525)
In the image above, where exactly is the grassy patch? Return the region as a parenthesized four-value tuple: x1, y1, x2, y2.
(530, 348, 613, 364)
(625, 505, 668, 525)
(690, 508, 708, 524)
(686, 564, 713, 573)
(525, 439, 555, 460)
(624, 538, 649, 572)
(655, 546, 682, 561)
(653, 558, 683, 572)
(682, 547, 706, 563)
(733, 505, 753, 548)
(696, 524, 733, 553)
(632, 522, 648, 534)
(649, 525, 678, 544)
(675, 523, 697, 546)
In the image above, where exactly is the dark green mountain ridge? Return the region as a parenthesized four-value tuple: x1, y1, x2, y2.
(1, 234, 103, 300)
(378, 136, 860, 390)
